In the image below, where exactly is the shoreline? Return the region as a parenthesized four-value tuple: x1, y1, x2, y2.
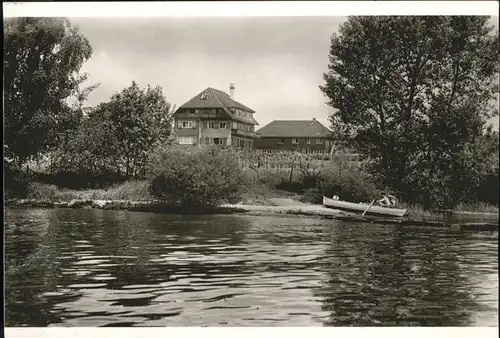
(5, 198, 498, 232)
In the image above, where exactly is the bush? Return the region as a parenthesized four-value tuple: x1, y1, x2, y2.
(147, 147, 245, 208)
(96, 180, 153, 201)
(256, 170, 287, 188)
(25, 180, 153, 202)
(315, 163, 380, 203)
(474, 171, 499, 206)
(35, 170, 128, 190)
(4, 160, 29, 199)
(301, 187, 322, 204)
(275, 180, 305, 194)
(26, 182, 58, 200)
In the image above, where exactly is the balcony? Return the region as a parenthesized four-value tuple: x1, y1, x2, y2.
(231, 128, 260, 138)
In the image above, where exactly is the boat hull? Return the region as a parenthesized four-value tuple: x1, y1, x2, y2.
(323, 197, 407, 217)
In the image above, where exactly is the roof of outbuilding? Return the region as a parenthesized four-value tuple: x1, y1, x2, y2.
(178, 87, 258, 125)
(256, 120, 332, 138)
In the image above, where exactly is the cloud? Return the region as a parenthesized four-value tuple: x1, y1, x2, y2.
(72, 16, 498, 130)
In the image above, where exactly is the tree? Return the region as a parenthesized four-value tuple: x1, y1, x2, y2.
(102, 82, 174, 177)
(320, 16, 499, 208)
(50, 82, 173, 184)
(51, 104, 120, 177)
(4, 18, 93, 163)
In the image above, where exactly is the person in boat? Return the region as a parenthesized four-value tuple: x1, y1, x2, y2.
(378, 193, 397, 207)
(332, 195, 339, 200)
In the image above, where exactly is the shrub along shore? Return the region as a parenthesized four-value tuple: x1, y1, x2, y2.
(5, 177, 498, 234)
(5, 146, 498, 227)
(5, 195, 498, 232)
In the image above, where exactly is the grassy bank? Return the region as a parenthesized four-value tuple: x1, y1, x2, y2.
(453, 202, 499, 214)
(6, 146, 498, 215)
(24, 180, 295, 205)
(26, 181, 154, 202)
(21, 181, 498, 217)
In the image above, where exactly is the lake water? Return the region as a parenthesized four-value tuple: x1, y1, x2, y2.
(4, 208, 498, 327)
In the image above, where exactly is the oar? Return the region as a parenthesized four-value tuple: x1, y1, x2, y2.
(362, 199, 376, 216)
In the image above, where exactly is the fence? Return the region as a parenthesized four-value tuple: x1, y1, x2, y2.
(225, 149, 363, 188)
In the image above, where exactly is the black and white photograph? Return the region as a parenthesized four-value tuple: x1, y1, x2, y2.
(3, 1, 499, 335)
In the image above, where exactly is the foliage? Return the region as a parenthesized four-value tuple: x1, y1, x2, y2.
(4, 160, 30, 199)
(216, 148, 381, 203)
(90, 180, 153, 201)
(26, 180, 152, 202)
(102, 81, 173, 177)
(50, 81, 173, 181)
(301, 188, 323, 204)
(147, 147, 245, 208)
(467, 128, 499, 205)
(4, 18, 94, 163)
(313, 162, 380, 204)
(26, 182, 74, 201)
(231, 148, 381, 204)
(33, 169, 128, 190)
(454, 201, 499, 213)
(320, 16, 499, 209)
(49, 107, 121, 181)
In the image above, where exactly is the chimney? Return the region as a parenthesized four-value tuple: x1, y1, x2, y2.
(229, 83, 235, 99)
(312, 118, 316, 121)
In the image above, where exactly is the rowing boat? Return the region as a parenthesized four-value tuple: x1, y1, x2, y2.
(323, 196, 407, 217)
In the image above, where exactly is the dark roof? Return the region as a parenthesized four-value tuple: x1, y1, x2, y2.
(256, 119, 332, 138)
(178, 87, 258, 125)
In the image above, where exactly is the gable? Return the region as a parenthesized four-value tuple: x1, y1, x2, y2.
(176, 87, 259, 125)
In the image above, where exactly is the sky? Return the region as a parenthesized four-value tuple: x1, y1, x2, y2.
(70, 16, 499, 131)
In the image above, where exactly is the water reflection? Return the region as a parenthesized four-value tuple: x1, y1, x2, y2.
(316, 224, 492, 326)
(4, 208, 498, 327)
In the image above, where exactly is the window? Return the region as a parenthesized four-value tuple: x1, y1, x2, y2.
(316, 138, 324, 144)
(208, 121, 217, 129)
(232, 122, 238, 129)
(306, 138, 311, 144)
(219, 122, 227, 129)
(201, 93, 208, 100)
(182, 121, 193, 128)
(277, 138, 285, 144)
(213, 138, 227, 146)
(205, 137, 210, 145)
(178, 120, 195, 128)
(292, 138, 299, 144)
(177, 136, 196, 145)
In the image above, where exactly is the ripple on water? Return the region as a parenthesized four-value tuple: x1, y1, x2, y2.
(67, 283, 108, 289)
(3, 209, 498, 327)
(74, 259, 110, 266)
(90, 275, 116, 281)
